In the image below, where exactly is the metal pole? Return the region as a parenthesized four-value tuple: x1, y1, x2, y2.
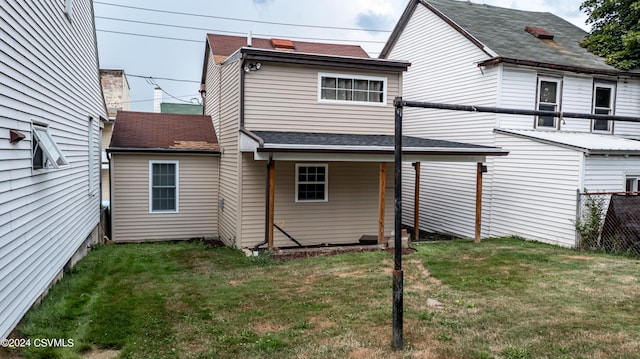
(397, 100, 640, 123)
(392, 97, 403, 350)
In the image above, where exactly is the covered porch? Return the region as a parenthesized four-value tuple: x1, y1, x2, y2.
(240, 129, 507, 250)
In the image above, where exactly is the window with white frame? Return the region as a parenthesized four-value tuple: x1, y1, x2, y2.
(536, 77, 561, 129)
(318, 73, 386, 105)
(592, 81, 616, 133)
(625, 176, 639, 194)
(295, 164, 328, 202)
(32, 124, 69, 170)
(149, 161, 179, 212)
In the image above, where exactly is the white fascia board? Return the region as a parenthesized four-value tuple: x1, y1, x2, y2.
(261, 143, 503, 153)
(253, 151, 487, 163)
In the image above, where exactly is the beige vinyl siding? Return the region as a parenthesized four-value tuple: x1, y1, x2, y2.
(102, 121, 113, 149)
(240, 155, 394, 248)
(101, 168, 110, 202)
(491, 133, 582, 247)
(110, 154, 219, 242)
(243, 64, 400, 135)
(215, 60, 242, 245)
(204, 57, 221, 137)
(0, 0, 106, 339)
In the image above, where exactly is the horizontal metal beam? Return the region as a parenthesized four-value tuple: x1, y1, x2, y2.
(394, 100, 640, 123)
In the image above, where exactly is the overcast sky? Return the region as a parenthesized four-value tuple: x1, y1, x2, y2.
(94, 0, 590, 112)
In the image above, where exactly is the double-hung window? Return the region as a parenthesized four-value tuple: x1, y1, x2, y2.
(32, 124, 69, 170)
(149, 161, 179, 212)
(296, 164, 328, 202)
(319, 73, 386, 105)
(536, 77, 561, 129)
(592, 81, 615, 133)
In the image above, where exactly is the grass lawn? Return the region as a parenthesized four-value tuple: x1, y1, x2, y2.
(4, 237, 640, 358)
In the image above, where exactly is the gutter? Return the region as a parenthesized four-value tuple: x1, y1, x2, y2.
(479, 57, 639, 78)
(106, 148, 220, 155)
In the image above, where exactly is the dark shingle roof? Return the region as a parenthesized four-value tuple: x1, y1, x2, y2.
(110, 111, 219, 151)
(207, 34, 369, 63)
(252, 130, 505, 154)
(383, 0, 620, 73)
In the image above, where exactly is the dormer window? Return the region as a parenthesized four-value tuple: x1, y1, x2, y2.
(535, 77, 561, 129)
(592, 81, 616, 133)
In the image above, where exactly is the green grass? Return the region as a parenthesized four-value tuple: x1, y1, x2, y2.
(5, 237, 640, 358)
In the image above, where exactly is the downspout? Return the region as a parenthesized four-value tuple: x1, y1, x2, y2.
(254, 153, 273, 250)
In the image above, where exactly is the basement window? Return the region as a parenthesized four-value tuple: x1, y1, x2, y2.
(32, 124, 69, 170)
(296, 164, 328, 202)
(319, 73, 386, 105)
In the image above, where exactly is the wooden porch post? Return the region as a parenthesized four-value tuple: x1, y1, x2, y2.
(267, 159, 275, 249)
(378, 162, 387, 244)
(413, 162, 421, 242)
(475, 162, 484, 243)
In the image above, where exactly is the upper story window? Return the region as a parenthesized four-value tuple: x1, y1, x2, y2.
(626, 176, 639, 194)
(32, 124, 69, 170)
(592, 81, 616, 133)
(318, 73, 387, 106)
(535, 77, 561, 130)
(149, 161, 179, 213)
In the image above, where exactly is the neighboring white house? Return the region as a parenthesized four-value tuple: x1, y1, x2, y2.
(381, 0, 640, 246)
(0, 0, 107, 339)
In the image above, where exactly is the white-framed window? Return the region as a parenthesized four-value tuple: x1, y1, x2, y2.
(592, 81, 616, 133)
(149, 161, 179, 213)
(318, 73, 387, 106)
(535, 77, 561, 129)
(625, 176, 640, 194)
(295, 163, 328, 202)
(32, 123, 69, 170)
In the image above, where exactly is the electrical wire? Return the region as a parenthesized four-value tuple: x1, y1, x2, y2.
(93, 1, 392, 33)
(97, 29, 202, 43)
(95, 16, 387, 44)
(126, 73, 200, 84)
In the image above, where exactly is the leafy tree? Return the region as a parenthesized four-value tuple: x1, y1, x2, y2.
(580, 0, 640, 70)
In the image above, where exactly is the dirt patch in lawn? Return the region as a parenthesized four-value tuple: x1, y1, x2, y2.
(82, 349, 121, 359)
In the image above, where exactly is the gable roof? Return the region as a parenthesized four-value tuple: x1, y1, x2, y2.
(109, 111, 219, 153)
(381, 0, 634, 76)
(207, 34, 370, 64)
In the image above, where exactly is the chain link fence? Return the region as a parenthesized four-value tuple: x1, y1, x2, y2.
(576, 191, 640, 256)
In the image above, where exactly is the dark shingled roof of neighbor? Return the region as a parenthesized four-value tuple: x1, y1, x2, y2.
(109, 111, 219, 151)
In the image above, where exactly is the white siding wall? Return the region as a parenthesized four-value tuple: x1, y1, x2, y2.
(614, 78, 640, 138)
(387, 4, 498, 238)
(491, 133, 582, 246)
(583, 156, 640, 192)
(240, 156, 394, 249)
(110, 154, 219, 242)
(0, 0, 106, 339)
(243, 64, 400, 135)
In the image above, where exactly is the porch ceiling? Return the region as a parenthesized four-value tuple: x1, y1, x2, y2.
(240, 129, 508, 162)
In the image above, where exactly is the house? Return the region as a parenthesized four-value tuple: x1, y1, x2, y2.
(200, 33, 507, 250)
(0, 0, 107, 339)
(381, 0, 640, 247)
(107, 111, 220, 242)
(100, 69, 130, 203)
